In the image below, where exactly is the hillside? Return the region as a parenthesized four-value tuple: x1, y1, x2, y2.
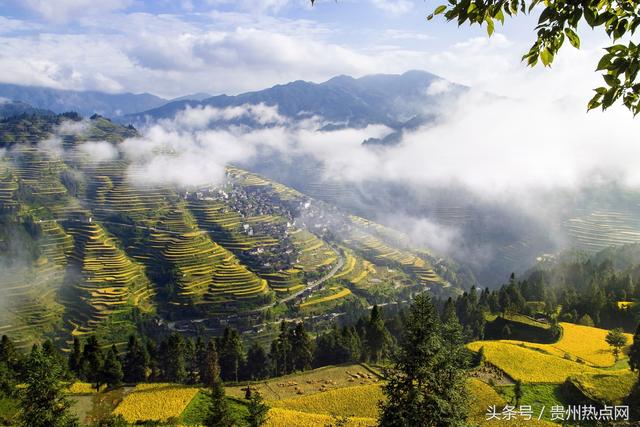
(0, 113, 464, 349)
(122, 70, 464, 130)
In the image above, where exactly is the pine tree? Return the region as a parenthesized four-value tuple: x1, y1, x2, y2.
(162, 333, 187, 383)
(68, 338, 82, 378)
(204, 377, 233, 427)
(247, 343, 269, 380)
(219, 328, 244, 382)
(291, 323, 313, 372)
(123, 335, 148, 383)
(366, 305, 391, 363)
(379, 293, 469, 427)
(19, 345, 78, 427)
(101, 345, 123, 389)
(201, 340, 220, 388)
(629, 322, 640, 376)
(82, 336, 104, 390)
(246, 390, 269, 427)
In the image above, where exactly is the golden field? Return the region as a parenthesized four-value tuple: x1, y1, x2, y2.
(112, 383, 200, 422)
(467, 340, 606, 383)
(468, 379, 554, 426)
(265, 408, 376, 427)
(270, 384, 383, 418)
(499, 322, 633, 367)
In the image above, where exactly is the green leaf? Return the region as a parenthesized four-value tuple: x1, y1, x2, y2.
(540, 48, 554, 66)
(486, 18, 495, 36)
(596, 53, 613, 71)
(494, 8, 505, 24)
(434, 5, 447, 15)
(584, 8, 596, 27)
(564, 28, 580, 49)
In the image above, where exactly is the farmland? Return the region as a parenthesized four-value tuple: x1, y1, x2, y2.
(0, 114, 466, 346)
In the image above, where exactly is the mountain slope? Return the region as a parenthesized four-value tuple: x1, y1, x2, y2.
(0, 113, 466, 348)
(122, 70, 465, 129)
(0, 83, 168, 117)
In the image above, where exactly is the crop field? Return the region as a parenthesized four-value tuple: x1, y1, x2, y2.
(226, 364, 381, 401)
(569, 370, 637, 405)
(299, 286, 352, 309)
(291, 230, 338, 272)
(112, 383, 200, 422)
(266, 408, 376, 427)
(467, 340, 608, 383)
(501, 322, 633, 367)
(565, 210, 640, 253)
(468, 379, 555, 426)
(270, 384, 383, 418)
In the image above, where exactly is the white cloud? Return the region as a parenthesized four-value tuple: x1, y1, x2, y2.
(370, 0, 413, 15)
(21, 0, 131, 23)
(76, 141, 119, 163)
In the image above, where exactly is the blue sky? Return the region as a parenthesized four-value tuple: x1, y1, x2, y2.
(0, 0, 609, 99)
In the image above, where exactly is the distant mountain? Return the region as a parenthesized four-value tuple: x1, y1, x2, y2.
(0, 83, 168, 117)
(0, 100, 54, 119)
(121, 70, 466, 130)
(169, 92, 212, 102)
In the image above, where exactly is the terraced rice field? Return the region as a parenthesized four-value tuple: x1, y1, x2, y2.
(113, 383, 200, 422)
(291, 230, 337, 272)
(300, 286, 352, 308)
(501, 322, 633, 367)
(63, 220, 154, 334)
(147, 208, 269, 307)
(343, 231, 442, 287)
(469, 340, 600, 383)
(565, 210, 640, 253)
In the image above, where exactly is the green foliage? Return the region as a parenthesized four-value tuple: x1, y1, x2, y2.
(631, 322, 640, 375)
(18, 346, 78, 427)
(204, 378, 233, 427)
(514, 380, 523, 406)
(101, 345, 123, 389)
(379, 293, 469, 426)
(245, 391, 269, 427)
(365, 305, 392, 363)
(606, 327, 628, 361)
(427, 0, 640, 114)
(123, 335, 149, 383)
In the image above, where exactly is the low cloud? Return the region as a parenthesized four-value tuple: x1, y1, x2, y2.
(76, 141, 119, 163)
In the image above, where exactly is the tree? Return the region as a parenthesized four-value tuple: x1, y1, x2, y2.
(365, 305, 391, 363)
(68, 338, 82, 378)
(247, 343, 269, 380)
(218, 328, 244, 382)
(161, 333, 187, 383)
(123, 335, 149, 383)
(246, 390, 269, 427)
(201, 340, 221, 388)
(606, 328, 628, 362)
(424, 0, 640, 114)
(290, 323, 314, 372)
(514, 380, 524, 407)
(629, 322, 640, 375)
(81, 336, 104, 390)
(19, 345, 78, 427)
(204, 377, 233, 427)
(101, 345, 123, 389)
(379, 293, 469, 426)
